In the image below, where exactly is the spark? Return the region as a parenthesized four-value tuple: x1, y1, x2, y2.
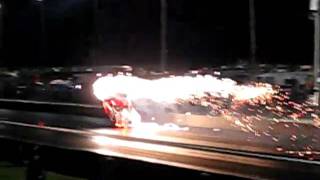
(92, 73, 320, 157)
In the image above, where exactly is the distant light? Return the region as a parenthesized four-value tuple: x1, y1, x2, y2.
(191, 70, 198, 74)
(96, 73, 102, 77)
(36, 0, 43, 2)
(52, 67, 61, 72)
(125, 72, 132, 76)
(75, 84, 82, 90)
(121, 65, 133, 71)
(310, 0, 319, 11)
(213, 71, 221, 76)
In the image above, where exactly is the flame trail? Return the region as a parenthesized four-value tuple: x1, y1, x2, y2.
(92, 74, 320, 159)
(93, 75, 275, 103)
(93, 74, 276, 127)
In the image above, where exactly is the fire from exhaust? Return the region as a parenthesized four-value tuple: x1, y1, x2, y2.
(93, 75, 275, 103)
(92, 74, 320, 158)
(93, 74, 276, 127)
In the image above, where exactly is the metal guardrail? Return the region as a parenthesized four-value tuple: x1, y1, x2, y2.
(0, 99, 105, 118)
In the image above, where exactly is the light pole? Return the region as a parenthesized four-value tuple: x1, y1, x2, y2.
(36, 0, 46, 62)
(0, 2, 3, 52)
(314, 7, 320, 105)
(310, 0, 320, 105)
(91, 0, 98, 66)
(249, 0, 257, 73)
(160, 0, 167, 71)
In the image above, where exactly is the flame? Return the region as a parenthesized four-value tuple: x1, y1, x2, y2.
(93, 75, 275, 103)
(92, 75, 316, 129)
(92, 74, 277, 128)
(92, 74, 320, 159)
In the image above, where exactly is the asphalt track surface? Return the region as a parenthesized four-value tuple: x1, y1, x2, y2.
(1, 108, 320, 179)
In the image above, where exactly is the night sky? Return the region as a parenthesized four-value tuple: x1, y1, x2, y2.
(0, 0, 314, 69)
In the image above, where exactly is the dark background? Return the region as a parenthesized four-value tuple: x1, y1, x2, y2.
(0, 0, 314, 69)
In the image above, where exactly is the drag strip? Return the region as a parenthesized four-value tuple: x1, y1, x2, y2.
(0, 120, 320, 179)
(0, 107, 319, 160)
